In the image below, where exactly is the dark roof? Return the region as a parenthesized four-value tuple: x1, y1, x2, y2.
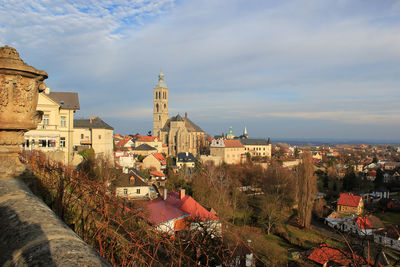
(133, 143, 157, 151)
(113, 171, 148, 187)
(47, 92, 80, 110)
(177, 152, 195, 163)
(240, 139, 269, 146)
(74, 117, 113, 130)
(161, 114, 204, 132)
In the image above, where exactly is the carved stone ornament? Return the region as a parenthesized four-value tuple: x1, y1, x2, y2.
(0, 45, 48, 178)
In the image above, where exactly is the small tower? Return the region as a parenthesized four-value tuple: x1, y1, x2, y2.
(243, 126, 248, 139)
(226, 126, 235, 139)
(153, 71, 169, 137)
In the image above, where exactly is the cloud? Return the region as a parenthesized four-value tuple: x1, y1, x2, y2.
(1, 0, 400, 139)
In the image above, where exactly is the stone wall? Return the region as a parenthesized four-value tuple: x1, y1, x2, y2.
(0, 177, 110, 266)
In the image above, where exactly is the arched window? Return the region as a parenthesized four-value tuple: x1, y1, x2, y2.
(156, 103, 159, 112)
(164, 104, 166, 109)
(155, 91, 158, 99)
(158, 92, 161, 99)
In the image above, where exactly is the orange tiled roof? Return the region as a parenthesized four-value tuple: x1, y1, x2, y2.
(150, 171, 165, 177)
(223, 139, 244, 148)
(338, 193, 361, 207)
(136, 136, 161, 142)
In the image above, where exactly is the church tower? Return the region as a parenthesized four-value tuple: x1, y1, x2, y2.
(153, 71, 169, 137)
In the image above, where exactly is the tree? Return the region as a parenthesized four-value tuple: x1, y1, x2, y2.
(342, 165, 356, 191)
(297, 152, 317, 228)
(374, 168, 384, 189)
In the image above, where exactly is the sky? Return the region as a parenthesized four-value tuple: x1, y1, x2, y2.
(1, 0, 400, 141)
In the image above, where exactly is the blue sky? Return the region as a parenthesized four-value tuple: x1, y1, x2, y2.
(1, 0, 400, 140)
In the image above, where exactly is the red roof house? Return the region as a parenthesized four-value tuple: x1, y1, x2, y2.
(308, 244, 377, 266)
(146, 190, 219, 234)
(337, 193, 364, 214)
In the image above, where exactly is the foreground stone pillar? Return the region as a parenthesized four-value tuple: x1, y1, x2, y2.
(0, 46, 48, 178)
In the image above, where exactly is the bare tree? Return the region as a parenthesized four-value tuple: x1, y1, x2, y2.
(297, 152, 317, 228)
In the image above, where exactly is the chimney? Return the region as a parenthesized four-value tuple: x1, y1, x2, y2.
(89, 116, 96, 123)
(163, 188, 167, 200)
(179, 189, 185, 200)
(185, 112, 187, 119)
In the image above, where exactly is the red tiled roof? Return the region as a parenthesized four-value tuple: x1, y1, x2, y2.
(153, 153, 166, 165)
(146, 191, 218, 225)
(146, 198, 189, 225)
(167, 191, 218, 221)
(308, 245, 375, 266)
(117, 138, 133, 148)
(223, 139, 244, 148)
(355, 215, 384, 230)
(150, 171, 165, 177)
(136, 136, 161, 142)
(337, 193, 361, 207)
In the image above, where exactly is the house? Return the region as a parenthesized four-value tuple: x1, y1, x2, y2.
(176, 152, 196, 169)
(135, 136, 163, 153)
(373, 226, 400, 251)
(239, 138, 271, 159)
(132, 143, 157, 156)
(142, 153, 166, 171)
(146, 189, 220, 235)
(150, 170, 166, 180)
(353, 215, 384, 235)
(24, 87, 80, 165)
(116, 136, 135, 151)
(337, 193, 364, 214)
(210, 138, 246, 164)
(114, 170, 157, 200)
(73, 117, 114, 161)
(308, 244, 375, 266)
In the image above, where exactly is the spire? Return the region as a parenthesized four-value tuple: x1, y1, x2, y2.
(156, 70, 167, 88)
(244, 126, 247, 135)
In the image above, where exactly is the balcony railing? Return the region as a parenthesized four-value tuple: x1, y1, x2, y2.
(37, 124, 60, 130)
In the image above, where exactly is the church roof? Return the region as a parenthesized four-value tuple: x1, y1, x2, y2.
(155, 71, 167, 88)
(161, 114, 204, 133)
(133, 144, 157, 151)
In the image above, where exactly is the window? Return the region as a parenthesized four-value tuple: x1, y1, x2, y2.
(123, 189, 128, 195)
(81, 134, 84, 139)
(60, 137, 66, 148)
(98, 135, 101, 140)
(48, 139, 56, 147)
(43, 114, 49, 125)
(38, 139, 47, 147)
(60, 116, 66, 128)
(136, 189, 140, 194)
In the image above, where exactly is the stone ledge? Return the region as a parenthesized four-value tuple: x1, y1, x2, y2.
(0, 178, 110, 266)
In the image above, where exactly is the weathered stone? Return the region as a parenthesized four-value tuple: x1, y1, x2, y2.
(0, 178, 110, 266)
(0, 46, 48, 178)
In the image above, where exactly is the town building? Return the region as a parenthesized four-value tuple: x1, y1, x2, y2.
(240, 138, 271, 159)
(114, 170, 157, 200)
(176, 152, 196, 169)
(152, 72, 207, 156)
(210, 138, 246, 164)
(24, 88, 79, 165)
(73, 117, 114, 161)
(142, 153, 167, 171)
(134, 136, 163, 153)
(337, 193, 364, 214)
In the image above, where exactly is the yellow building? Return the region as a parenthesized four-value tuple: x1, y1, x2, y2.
(73, 117, 114, 161)
(240, 139, 272, 159)
(24, 88, 79, 165)
(210, 139, 246, 164)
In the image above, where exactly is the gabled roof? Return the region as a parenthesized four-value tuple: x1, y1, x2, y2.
(240, 139, 269, 146)
(150, 171, 165, 177)
(136, 136, 161, 142)
(74, 117, 113, 130)
(113, 171, 148, 188)
(355, 215, 384, 230)
(337, 193, 361, 207)
(153, 153, 166, 163)
(47, 92, 80, 110)
(177, 152, 195, 163)
(308, 245, 374, 266)
(133, 144, 157, 151)
(224, 139, 244, 148)
(146, 191, 218, 225)
(117, 137, 133, 148)
(161, 115, 204, 132)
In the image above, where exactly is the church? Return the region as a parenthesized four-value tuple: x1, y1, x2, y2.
(153, 72, 208, 156)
